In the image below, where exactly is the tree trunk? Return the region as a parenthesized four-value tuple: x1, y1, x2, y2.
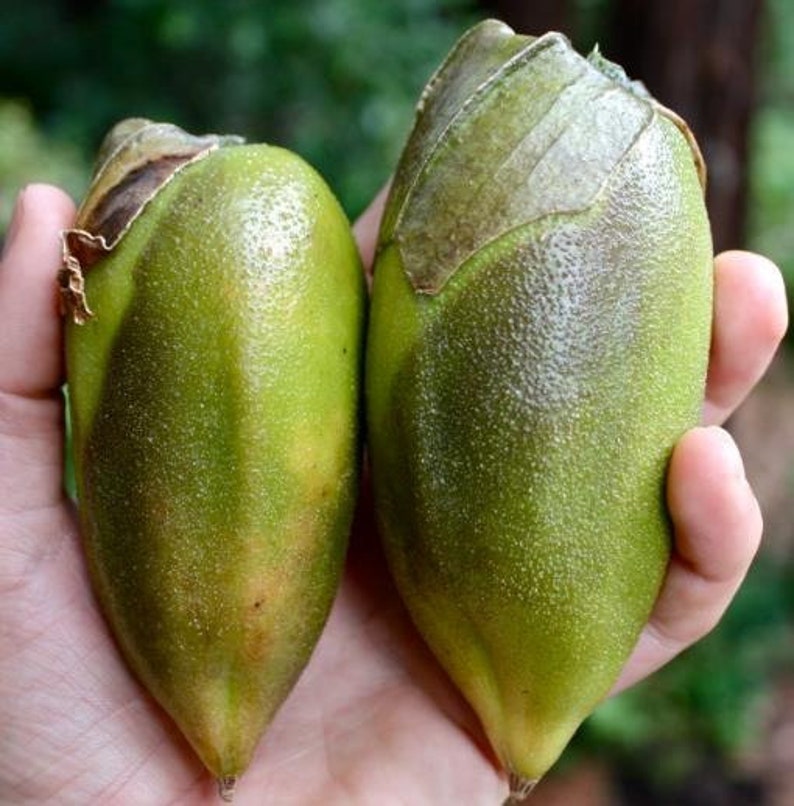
(477, 0, 570, 36)
(605, 0, 765, 252)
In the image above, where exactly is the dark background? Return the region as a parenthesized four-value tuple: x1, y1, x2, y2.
(1, 2, 792, 803)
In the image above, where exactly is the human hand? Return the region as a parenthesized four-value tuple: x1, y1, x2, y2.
(0, 184, 786, 805)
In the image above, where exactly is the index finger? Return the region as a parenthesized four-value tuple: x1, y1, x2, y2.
(352, 184, 390, 282)
(703, 250, 787, 426)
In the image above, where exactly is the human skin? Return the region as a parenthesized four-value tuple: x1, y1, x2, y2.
(0, 183, 787, 805)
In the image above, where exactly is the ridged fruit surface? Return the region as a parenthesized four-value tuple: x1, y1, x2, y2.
(64, 121, 364, 792)
(366, 20, 712, 791)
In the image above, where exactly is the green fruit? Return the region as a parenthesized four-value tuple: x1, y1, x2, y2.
(62, 119, 365, 797)
(366, 21, 712, 795)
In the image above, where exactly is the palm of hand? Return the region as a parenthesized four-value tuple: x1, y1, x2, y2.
(2, 479, 503, 804)
(0, 185, 786, 804)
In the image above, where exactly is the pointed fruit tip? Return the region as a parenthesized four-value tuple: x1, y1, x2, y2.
(505, 772, 539, 803)
(217, 775, 238, 802)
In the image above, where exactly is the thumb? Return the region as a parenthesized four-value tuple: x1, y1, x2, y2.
(0, 184, 76, 513)
(0, 184, 75, 395)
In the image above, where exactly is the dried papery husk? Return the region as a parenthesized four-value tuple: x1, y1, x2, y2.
(379, 21, 705, 296)
(60, 118, 243, 322)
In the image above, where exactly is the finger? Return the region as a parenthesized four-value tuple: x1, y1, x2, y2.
(0, 184, 76, 397)
(0, 185, 76, 513)
(612, 426, 762, 693)
(703, 250, 788, 426)
(352, 183, 390, 281)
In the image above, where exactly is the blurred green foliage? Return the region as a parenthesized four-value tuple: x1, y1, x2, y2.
(0, 0, 477, 225)
(0, 99, 87, 229)
(749, 0, 794, 301)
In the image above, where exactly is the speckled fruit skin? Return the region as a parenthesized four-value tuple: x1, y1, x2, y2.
(66, 141, 365, 783)
(366, 21, 713, 788)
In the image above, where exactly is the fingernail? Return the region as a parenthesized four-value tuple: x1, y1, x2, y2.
(2, 186, 27, 260)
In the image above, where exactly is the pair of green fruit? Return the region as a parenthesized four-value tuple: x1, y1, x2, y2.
(61, 20, 712, 802)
